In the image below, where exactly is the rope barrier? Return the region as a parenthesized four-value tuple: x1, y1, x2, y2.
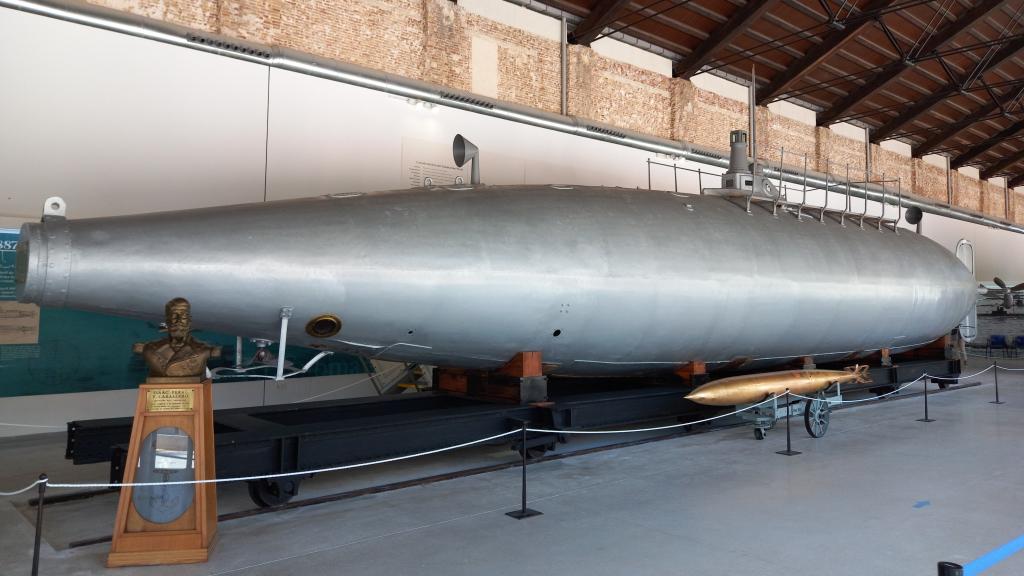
(965, 352, 1017, 360)
(786, 368, 925, 401)
(0, 422, 64, 429)
(0, 479, 45, 497)
(1, 362, 1016, 494)
(45, 429, 519, 490)
(527, 394, 779, 435)
(942, 362, 991, 381)
(788, 364, 998, 403)
(9, 396, 785, 492)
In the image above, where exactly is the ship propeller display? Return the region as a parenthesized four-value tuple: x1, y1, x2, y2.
(985, 277, 1024, 309)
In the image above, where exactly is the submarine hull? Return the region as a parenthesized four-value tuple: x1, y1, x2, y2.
(16, 185, 976, 375)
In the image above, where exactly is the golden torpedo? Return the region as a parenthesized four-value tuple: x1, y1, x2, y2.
(684, 365, 872, 406)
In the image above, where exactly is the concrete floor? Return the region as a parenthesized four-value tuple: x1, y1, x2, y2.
(2, 359, 1023, 575)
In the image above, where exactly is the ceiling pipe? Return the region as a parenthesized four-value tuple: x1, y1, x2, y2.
(3, 0, 1022, 234)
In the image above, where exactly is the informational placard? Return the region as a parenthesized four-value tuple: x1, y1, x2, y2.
(0, 229, 40, 345)
(401, 137, 468, 188)
(146, 388, 195, 412)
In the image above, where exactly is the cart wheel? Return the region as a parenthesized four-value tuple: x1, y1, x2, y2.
(753, 428, 766, 441)
(247, 478, 301, 508)
(804, 394, 830, 438)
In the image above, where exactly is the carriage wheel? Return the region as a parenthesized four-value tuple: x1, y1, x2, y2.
(804, 393, 830, 438)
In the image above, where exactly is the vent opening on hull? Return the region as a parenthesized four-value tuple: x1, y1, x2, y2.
(306, 314, 343, 338)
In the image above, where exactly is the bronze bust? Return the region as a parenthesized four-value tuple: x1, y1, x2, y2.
(133, 298, 221, 380)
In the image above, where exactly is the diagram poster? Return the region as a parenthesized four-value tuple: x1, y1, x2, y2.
(0, 228, 39, 345)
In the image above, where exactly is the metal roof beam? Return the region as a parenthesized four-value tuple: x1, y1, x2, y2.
(913, 86, 1024, 156)
(673, 0, 775, 78)
(870, 36, 1024, 142)
(951, 120, 1024, 169)
(982, 148, 1024, 179)
(569, 0, 633, 46)
(913, 101, 1000, 156)
(817, 0, 1007, 126)
(756, 0, 896, 105)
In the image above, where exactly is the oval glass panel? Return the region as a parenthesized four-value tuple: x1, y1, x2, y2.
(132, 426, 195, 524)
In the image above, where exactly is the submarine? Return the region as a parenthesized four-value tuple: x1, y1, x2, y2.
(14, 132, 977, 376)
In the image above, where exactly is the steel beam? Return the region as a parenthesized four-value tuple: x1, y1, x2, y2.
(757, 0, 895, 104)
(673, 0, 775, 78)
(817, 0, 1007, 126)
(871, 36, 1024, 142)
(951, 120, 1024, 169)
(982, 148, 1024, 179)
(568, 0, 632, 46)
(913, 86, 1024, 157)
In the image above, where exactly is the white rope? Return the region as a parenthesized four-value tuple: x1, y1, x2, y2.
(965, 352, 1016, 360)
(24, 363, 1018, 492)
(789, 364, 998, 403)
(290, 364, 405, 404)
(527, 394, 780, 435)
(0, 479, 43, 497)
(957, 364, 998, 379)
(789, 373, 925, 403)
(0, 422, 63, 429)
(45, 429, 518, 489)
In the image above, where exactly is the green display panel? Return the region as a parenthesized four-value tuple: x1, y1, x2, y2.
(0, 229, 367, 397)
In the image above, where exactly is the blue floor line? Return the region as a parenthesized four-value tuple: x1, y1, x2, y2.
(964, 533, 1024, 575)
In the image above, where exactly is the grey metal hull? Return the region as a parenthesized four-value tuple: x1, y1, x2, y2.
(17, 185, 976, 375)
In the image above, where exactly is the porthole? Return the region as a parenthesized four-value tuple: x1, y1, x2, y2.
(306, 314, 342, 338)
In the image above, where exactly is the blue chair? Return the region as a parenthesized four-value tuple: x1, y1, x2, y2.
(1013, 335, 1024, 358)
(988, 335, 1009, 357)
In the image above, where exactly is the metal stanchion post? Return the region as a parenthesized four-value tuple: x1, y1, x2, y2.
(776, 391, 801, 456)
(918, 378, 935, 422)
(991, 360, 1004, 405)
(506, 421, 542, 520)
(31, 473, 47, 576)
(937, 561, 963, 575)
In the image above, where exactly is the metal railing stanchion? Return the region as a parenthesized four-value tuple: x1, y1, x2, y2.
(506, 421, 542, 520)
(776, 391, 801, 456)
(991, 360, 1004, 404)
(917, 378, 936, 423)
(31, 474, 47, 576)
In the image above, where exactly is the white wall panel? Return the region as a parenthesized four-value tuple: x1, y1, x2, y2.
(0, 9, 269, 221)
(264, 67, 667, 200)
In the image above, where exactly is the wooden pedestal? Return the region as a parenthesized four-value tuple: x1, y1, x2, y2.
(436, 352, 547, 404)
(107, 379, 217, 567)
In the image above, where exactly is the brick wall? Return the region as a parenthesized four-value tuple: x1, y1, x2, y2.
(762, 112, 816, 170)
(912, 159, 947, 203)
(86, 0, 1024, 225)
(980, 181, 1006, 219)
(88, 0, 218, 31)
(870, 145, 913, 197)
(953, 172, 982, 212)
(1013, 190, 1024, 222)
(815, 127, 866, 178)
(676, 85, 748, 153)
(568, 46, 672, 139)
